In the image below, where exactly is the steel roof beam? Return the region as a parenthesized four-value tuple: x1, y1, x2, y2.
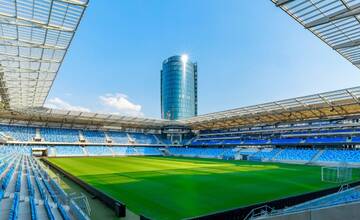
(275, 0, 295, 7)
(334, 39, 360, 50)
(0, 53, 61, 63)
(0, 13, 75, 32)
(0, 41, 66, 51)
(57, 0, 88, 6)
(305, 4, 360, 29)
(0, 36, 66, 50)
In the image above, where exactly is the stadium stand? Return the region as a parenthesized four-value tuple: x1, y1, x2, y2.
(129, 133, 159, 144)
(274, 148, 319, 162)
(108, 131, 129, 144)
(54, 146, 85, 157)
(83, 130, 106, 143)
(238, 148, 258, 155)
(41, 128, 79, 142)
(317, 149, 360, 164)
(86, 146, 113, 156)
(250, 148, 281, 161)
(0, 125, 36, 141)
(111, 146, 137, 156)
(136, 147, 162, 155)
(168, 147, 232, 158)
(283, 187, 360, 213)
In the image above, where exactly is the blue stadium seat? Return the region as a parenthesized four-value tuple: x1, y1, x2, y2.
(108, 131, 129, 144)
(136, 147, 162, 155)
(54, 146, 85, 156)
(83, 130, 106, 143)
(0, 125, 36, 141)
(274, 149, 318, 161)
(41, 128, 79, 142)
(129, 133, 158, 144)
(317, 149, 360, 163)
(86, 146, 112, 156)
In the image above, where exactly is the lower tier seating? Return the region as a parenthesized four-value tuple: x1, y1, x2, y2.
(250, 148, 281, 160)
(86, 146, 112, 156)
(317, 149, 360, 163)
(168, 147, 231, 158)
(54, 146, 84, 156)
(274, 149, 318, 161)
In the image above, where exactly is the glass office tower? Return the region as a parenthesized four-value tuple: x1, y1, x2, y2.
(161, 55, 198, 120)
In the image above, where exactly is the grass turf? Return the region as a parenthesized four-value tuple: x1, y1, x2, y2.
(47, 156, 356, 220)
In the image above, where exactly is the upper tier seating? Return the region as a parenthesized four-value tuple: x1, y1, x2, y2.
(129, 133, 158, 144)
(83, 130, 106, 143)
(41, 128, 79, 142)
(222, 139, 241, 145)
(317, 149, 360, 163)
(305, 137, 348, 144)
(0, 125, 35, 141)
(274, 149, 318, 161)
(271, 138, 302, 145)
(108, 131, 129, 144)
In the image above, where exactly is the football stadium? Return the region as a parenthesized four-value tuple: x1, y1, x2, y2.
(1, 0, 360, 220)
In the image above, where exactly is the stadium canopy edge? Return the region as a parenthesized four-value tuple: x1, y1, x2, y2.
(271, 0, 360, 70)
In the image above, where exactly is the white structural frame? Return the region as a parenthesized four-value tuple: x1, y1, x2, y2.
(0, 0, 88, 108)
(1, 1, 360, 131)
(272, 0, 360, 70)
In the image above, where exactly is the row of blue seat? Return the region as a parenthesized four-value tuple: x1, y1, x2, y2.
(29, 196, 37, 220)
(49, 146, 163, 157)
(274, 149, 318, 161)
(318, 150, 360, 163)
(285, 188, 360, 213)
(168, 147, 236, 158)
(198, 125, 360, 136)
(26, 167, 34, 197)
(192, 136, 354, 146)
(32, 157, 89, 220)
(70, 200, 89, 220)
(32, 162, 57, 220)
(44, 198, 55, 220)
(15, 166, 21, 192)
(2, 165, 14, 190)
(0, 125, 36, 141)
(8, 192, 19, 220)
(33, 170, 46, 200)
(0, 123, 163, 144)
(58, 203, 71, 220)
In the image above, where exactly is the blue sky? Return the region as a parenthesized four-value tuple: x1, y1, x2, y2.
(46, 0, 360, 118)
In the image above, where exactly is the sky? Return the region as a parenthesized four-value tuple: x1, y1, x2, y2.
(46, 0, 360, 118)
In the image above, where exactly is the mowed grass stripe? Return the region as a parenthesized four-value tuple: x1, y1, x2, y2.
(48, 157, 348, 220)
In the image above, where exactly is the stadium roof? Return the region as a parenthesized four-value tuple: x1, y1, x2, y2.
(0, 107, 175, 130)
(0, 0, 88, 109)
(3, 86, 360, 131)
(272, 0, 360, 70)
(1, 1, 360, 131)
(179, 86, 360, 130)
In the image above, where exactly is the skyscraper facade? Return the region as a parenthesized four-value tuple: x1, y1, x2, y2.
(161, 55, 198, 120)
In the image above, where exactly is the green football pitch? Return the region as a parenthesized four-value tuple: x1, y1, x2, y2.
(47, 156, 357, 220)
